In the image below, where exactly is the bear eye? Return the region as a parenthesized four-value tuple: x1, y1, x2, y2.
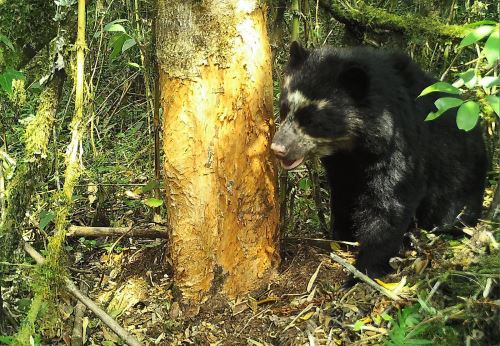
(294, 105, 315, 126)
(280, 100, 290, 118)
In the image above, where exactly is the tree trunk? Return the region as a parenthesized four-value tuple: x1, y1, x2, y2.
(156, 1, 279, 308)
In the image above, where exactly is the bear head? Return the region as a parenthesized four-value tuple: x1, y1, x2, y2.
(271, 42, 371, 170)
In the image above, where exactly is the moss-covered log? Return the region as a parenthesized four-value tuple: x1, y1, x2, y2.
(320, 0, 470, 40)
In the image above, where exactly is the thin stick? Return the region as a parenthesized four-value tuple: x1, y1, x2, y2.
(67, 225, 167, 239)
(329, 252, 400, 301)
(71, 281, 88, 346)
(23, 243, 143, 346)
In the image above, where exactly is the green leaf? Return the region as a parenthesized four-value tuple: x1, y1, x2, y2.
(458, 69, 477, 89)
(0, 68, 25, 94)
(121, 38, 136, 53)
(127, 62, 142, 69)
(464, 20, 498, 28)
(483, 26, 500, 66)
(381, 313, 393, 321)
(456, 101, 480, 131)
(425, 97, 463, 121)
(0, 335, 15, 344)
(486, 95, 499, 116)
(352, 319, 365, 331)
(104, 19, 128, 32)
(39, 210, 55, 231)
(435, 97, 464, 110)
(141, 180, 160, 193)
(299, 177, 310, 190)
(458, 25, 494, 48)
(143, 198, 163, 208)
(109, 33, 129, 60)
(418, 82, 460, 97)
(480, 76, 500, 88)
(0, 33, 15, 51)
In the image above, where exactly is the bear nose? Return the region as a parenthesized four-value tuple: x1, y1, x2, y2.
(270, 143, 287, 157)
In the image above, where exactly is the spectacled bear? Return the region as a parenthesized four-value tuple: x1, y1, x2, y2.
(271, 42, 487, 280)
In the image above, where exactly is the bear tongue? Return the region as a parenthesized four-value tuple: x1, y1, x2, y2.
(280, 157, 304, 170)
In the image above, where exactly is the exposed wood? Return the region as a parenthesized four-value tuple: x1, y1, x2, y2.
(67, 225, 167, 238)
(329, 252, 401, 301)
(23, 243, 142, 346)
(319, 0, 469, 40)
(157, 1, 279, 305)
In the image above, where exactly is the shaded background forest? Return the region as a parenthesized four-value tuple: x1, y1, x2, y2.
(0, 0, 499, 345)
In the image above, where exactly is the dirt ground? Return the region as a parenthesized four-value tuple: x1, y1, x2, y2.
(63, 231, 446, 346)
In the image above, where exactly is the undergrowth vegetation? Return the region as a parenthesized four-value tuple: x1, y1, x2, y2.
(0, 0, 498, 345)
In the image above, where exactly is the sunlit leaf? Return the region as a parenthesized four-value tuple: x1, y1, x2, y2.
(143, 198, 163, 208)
(458, 25, 494, 48)
(300, 311, 315, 321)
(352, 319, 366, 331)
(121, 38, 136, 53)
(425, 97, 463, 121)
(480, 76, 500, 88)
(127, 62, 141, 69)
(434, 97, 464, 110)
(458, 69, 477, 89)
(486, 95, 499, 116)
(456, 101, 480, 131)
(381, 313, 393, 321)
(374, 278, 402, 290)
(104, 21, 127, 32)
(464, 20, 498, 28)
(418, 82, 460, 97)
(483, 27, 500, 66)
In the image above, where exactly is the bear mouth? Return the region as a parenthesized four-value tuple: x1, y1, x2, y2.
(279, 157, 305, 170)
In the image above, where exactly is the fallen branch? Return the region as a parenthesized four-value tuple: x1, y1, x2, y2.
(285, 237, 358, 251)
(319, 0, 468, 40)
(67, 225, 167, 239)
(71, 281, 88, 346)
(23, 242, 143, 346)
(329, 252, 401, 301)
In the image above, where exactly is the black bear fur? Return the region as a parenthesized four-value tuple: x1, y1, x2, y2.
(271, 42, 487, 279)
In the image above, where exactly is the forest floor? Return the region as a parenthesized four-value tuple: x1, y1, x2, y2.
(55, 219, 499, 345)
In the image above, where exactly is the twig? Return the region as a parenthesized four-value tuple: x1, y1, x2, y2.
(23, 243, 143, 346)
(71, 281, 88, 346)
(329, 252, 401, 301)
(67, 225, 167, 238)
(283, 303, 314, 332)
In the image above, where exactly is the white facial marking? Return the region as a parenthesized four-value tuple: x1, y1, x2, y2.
(283, 76, 291, 89)
(287, 90, 330, 114)
(287, 90, 310, 113)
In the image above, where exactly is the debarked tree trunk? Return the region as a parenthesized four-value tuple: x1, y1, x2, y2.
(156, 0, 279, 309)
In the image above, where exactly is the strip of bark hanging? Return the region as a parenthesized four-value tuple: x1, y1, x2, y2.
(67, 225, 168, 238)
(329, 252, 400, 301)
(319, 0, 469, 39)
(23, 242, 143, 346)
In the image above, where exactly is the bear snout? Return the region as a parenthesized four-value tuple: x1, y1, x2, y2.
(270, 142, 287, 157)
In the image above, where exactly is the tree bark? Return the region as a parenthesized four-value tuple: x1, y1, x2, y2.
(156, 1, 279, 308)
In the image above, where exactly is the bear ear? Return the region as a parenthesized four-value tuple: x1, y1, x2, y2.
(338, 62, 370, 101)
(289, 41, 309, 68)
